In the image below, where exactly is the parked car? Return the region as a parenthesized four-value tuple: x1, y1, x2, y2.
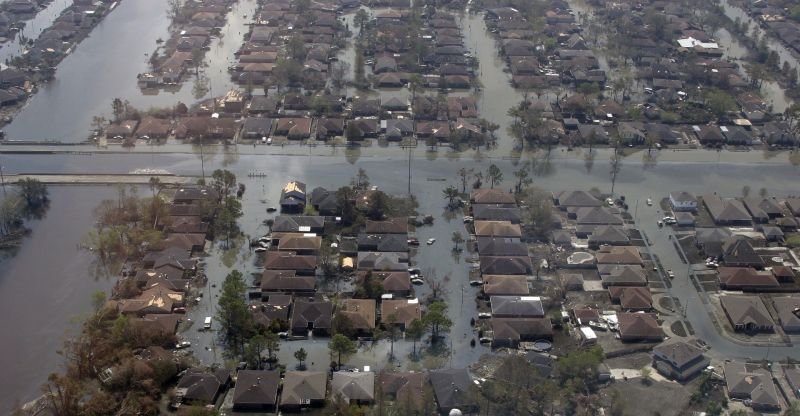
(478, 312, 491, 319)
(426, 238, 436, 245)
(175, 341, 191, 349)
(407, 238, 420, 246)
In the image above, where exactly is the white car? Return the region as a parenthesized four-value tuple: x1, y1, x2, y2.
(255, 247, 268, 253)
(469, 280, 483, 286)
(175, 341, 191, 349)
(410, 278, 424, 285)
(426, 238, 436, 245)
(478, 312, 491, 319)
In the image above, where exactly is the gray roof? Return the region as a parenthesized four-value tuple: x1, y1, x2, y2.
(670, 191, 697, 204)
(357, 252, 408, 271)
(720, 295, 773, 328)
(357, 233, 409, 252)
(429, 368, 474, 411)
(490, 295, 544, 317)
(280, 371, 327, 407)
(554, 190, 602, 207)
(272, 215, 325, 232)
(331, 371, 375, 402)
(477, 238, 528, 256)
(479, 256, 532, 275)
(472, 204, 522, 223)
(722, 236, 765, 268)
(703, 194, 751, 224)
(724, 361, 780, 408)
(233, 370, 280, 407)
(772, 296, 800, 331)
(652, 341, 706, 369)
(576, 207, 623, 225)
(588, 225, 629, 244)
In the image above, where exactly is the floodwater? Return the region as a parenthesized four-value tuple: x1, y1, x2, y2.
(719, 0, 800, 72)
(0, 0, 73, 63)
(0, 186, 117, 413)
(3, 0, 257, 141)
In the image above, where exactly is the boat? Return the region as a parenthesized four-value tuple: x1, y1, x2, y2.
(646, 198, 653, 206)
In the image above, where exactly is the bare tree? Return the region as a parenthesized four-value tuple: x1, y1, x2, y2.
(609, 150, 622, 196)
(423, 269, 450, 302)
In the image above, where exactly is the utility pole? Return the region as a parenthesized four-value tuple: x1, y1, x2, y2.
(200, 140, 206, 181)
(0, 164, 5, 196)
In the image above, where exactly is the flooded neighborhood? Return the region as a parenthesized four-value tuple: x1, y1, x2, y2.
(0, 0, 799, 414)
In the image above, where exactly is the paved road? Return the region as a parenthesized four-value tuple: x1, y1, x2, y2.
(636, 200, 800, 360)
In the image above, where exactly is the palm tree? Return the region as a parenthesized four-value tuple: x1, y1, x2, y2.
(442, 185, 459, 208)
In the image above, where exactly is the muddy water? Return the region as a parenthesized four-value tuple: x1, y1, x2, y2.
(3, 0, 257, 142)
(719, 0, 800, 71)
(0, 186, 116, 413)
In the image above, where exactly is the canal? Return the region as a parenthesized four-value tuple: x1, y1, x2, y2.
(2, 0, 257, 142)
(0, 0, 73, 63)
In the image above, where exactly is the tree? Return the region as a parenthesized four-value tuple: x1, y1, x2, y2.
(451, 231, 464, 251)
(457, 168, 472, 193)
(704, 88, 737, 118)
(519, 187, 554, 238)
(287, 34, 306, 61)
(217, 270, 253, 354)
(215, 196, 243, 245)
(487, 164, 503, 189)
(367, 190, 389, 220)
(112, 98, 124, 122)
(329, 334, 356, 369)
(147, 177, 162, 199)
(742, 185, 751, 198)
(408, 73, 423, 103)
(264, 332, 280, 368)
(353, 9, 369, 35)
(513, 161, 532, 194)
(211, 169, 236, 197)
(294, 347, 307, 369)
(423, 301, 452, 343)
(384, 313, 399, 360)
(351, 168, 369, 190)
(191, 48, 205, 76)
(244, 334, 267, 369)
(406, 318, 425, 357)
(16, 178, 48, 210)
(443, 185, 459, 209)
(42, 372, 83, 416)
(759, 187, 768, 198)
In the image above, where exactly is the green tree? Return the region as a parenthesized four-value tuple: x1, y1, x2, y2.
(351, 168, 369, 190)
(487, 164, 503, 189)
(704, 88, 737, 118)
(294, 347, 307, 369)
(513, 161, 532, 194)
(406, 318, 425, 357)
(457, 168, 472, 193)
(367, 190, 389, 220)
(244, 334, 267, 369)
(423, 301, 452, 343)
(519, 187, 553, 238)
(443, 185, 459, 208)
(329, 334, 356, 369)
(111, 98, 124, 122)
(215, 196, 243, 245)
(264, 332, 280, 368)
(353, 9, 369, 35)
(211, 169, 236, 197)
(217, 270, 253, 354)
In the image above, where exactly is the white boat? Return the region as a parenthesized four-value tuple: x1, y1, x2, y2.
(646, 198, 653, 206)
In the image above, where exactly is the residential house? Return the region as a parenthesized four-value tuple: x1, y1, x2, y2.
(721, 236, 765, 269)
(251, 295, 292, 330)
(720, 295, 774, 333)
(240, 117, 273, 139)
(477, 238, 527, 256)
(279, 181, 307, 212)
(275, 118, 312, 140)
(695, 227, 732, 258)
(553, 190, 602, 209)
(652, 341, 710, 381)
(472, 205, 522, 223)
(277, 235, 322, 254)
(670, 192, 698, 212)
(490, 295, 544, 318)
(474, 221, 522, 238)
(479, 256, 533, 275)
(272, 215, 324, 233)
(366, 217, 409, 234)
(430, 369, 477, 414)
(316, 118, 345, 139)
(618, 313, 664, 342)
(471, 189, 516, 205)
(491, 318, 554, 346)
(260, 270, 316, 294)
(717, 267, 778, 290)
(175, 369, 231, 405)
(702, 194, 752, 226)
(588, 225, 629, 248)
(724, 361, 781, 411)
(379, 372, 427, 412)
(380, 298, 421, 328)
(338, 299, 376, 334)
(232, 370, 280, 411)
(357, 252, 408, 271)
(280, 371, 327, 411)
(263, 252, 317, 275)
(596, 246, 643, 265)
(357, 233, 408, 252)
(331, 371, 375, 404)
(772, 296, 800, 333)
(291, 301, 333, 335)
(600, 265, 648, 287)
(483, 275, 529, 296)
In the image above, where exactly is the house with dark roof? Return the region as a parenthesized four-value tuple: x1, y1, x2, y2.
(703, 194, 752, 226)
(472, 204, 522, 223)
(361, 271, 412, 297)
(357, 233, 409, 252)
(609, 286, 653, 310)
(251, 295, 291, 330)
(175, 369, 231, 405)
(357, 252, 408, 271)
(290, 301, 333, 335)
(263, 252, 317, 275)
(576, 207, 623, 225)
(365, 217, 408, 234)
(724, 361, 781, 411)
(379, 372, 428, 412)
(232, 370, 280, 411)
(477, 238, 527, 256)
(596, 246, 642, 265)
(280, 371, 327, 411)
(491, 318, 554, 346)
(618, 313, 663, 342)
(490, 295, 544, 317)
(717, 267, 778, 290)
(720, 295, 774, 333)
(772, 296, 800, 333)
(785, 367, 800, 399)
(695, 227, 732, 258)
(260, 269, 316, 294)
(309, 187, 340, 215)
(483, 275, 529, 295)
(430, 369, 477, 414)
(721, 236, 765, 269)
(271, 215, 324, 233)
(480, 256, 533, 275)
(331, 371, 375, 404)
(471, 189, 516, 205)
(588, 225, 629, 248)
(474, 220, 522, 238)
(553, 190, 602, 209)
(652, 341, 710, 381)
(670, 192, 698, 212)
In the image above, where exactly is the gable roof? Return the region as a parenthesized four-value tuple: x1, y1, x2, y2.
(490, 295, 544, 317)
(176, 369, 230, 403)
(717, 267, 778, 289)
(722, 236, 765, 268)
(470, 189, 515, 204)
(576, 207, 623, 225)
(338, 299, 377, 330)
(653, 341, 706, 369)
(380, 299, 422, 326)
(483, 275, 529, 295)
(291, 301, 333, 330)
(365, 217, 408, 234)
(477, 238, 528, 256)
(554, 190, 602, 207)
(491, 317, 554, 342)
(596, 246, 642, 265)
(618, 313, 663, 340)
(263, 252, 317, 271)
(610, 286, 653, 309)
(474, 220, 522, 237)
(588, 225, 629, 244)
(703, 194, 752, 224)
(724, 361, 780, 408)
(271, 215, 324, 232)
(379, 371, 427, 410)
(261, 269, 316, 292)
(479, 256, 532, 275)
